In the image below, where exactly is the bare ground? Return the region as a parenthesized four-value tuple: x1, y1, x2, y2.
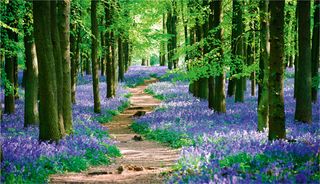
(50, 79, 180, 184)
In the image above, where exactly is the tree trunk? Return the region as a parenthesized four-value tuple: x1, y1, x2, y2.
(167, 10, 173, 70)
(294, 5, 299, 99)
(257, 0, 270, 132)
(124, 40, 129, 72)
(4, 30, 16, 114)
(311, 0, 319, 103)
(172, 0, 178, 69)
(57, 0, 73, 133)
(208, 0, 215, 109)
(33, 1, 62, 141)
(91, 0, 101, 114)
(51, 0, 65, 137)
(101, 31, 105, 76)
(86, 57, 91, 75)
(13, 56, 18, 99)
(160, 13, 166, 66)
(295, 0, 312, 123)
(105, 2, 115, 98)
(118, 37, 124, 81)
(212, 0, 226, 113)
(247, 21, 256, 96)
(233, 0, 244, 103)
(268, 0, 286, 140)
(24, 29, 39, 127)
(70, 24, 77, 104)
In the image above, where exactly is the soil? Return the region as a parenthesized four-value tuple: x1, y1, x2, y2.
(50, 78, 180, 184)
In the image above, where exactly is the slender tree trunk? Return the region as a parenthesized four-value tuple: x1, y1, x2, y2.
(124, 40, 129, 71)
(258, 0, 270, 131)
(172, 0, 178, 69)
(101, 31, 105, 76)
(311, 0, 319, 103)
(233, 0, 244, 103)
(212, 0, 226, 113)
(118, 37, 124, 81)
(13, 56, 18, 99)
(268, 0, 286, 140)
(70, 24, 77, 103)
(86, 57, 91, 75)
(247, 21, 256, 96)
(167, 10, 173, 70)
(105, 1, 115, 98)
(160, 14, 166, 66)
(33, 1, 62, 141)
(208, 0, 215, 109)
(51, 0, 65, 137)
(294, 6, 299, 99)
(295, 0, 312, 123)
(24, 29, 39, 126)
(4, 29, 16, 114)
(57, 0, 73, 133)
(188, 28, 196, 95)
(91, 0, 101, 113)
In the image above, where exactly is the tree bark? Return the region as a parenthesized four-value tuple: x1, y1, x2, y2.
(57, 0, 73, 133)
(233, 0, 244, 103)
(105, 1, 115, 98)
(51, 0, 65, 137)
(311, 0, 319, 103)
(295, 0, 312, 123)
(91, 0, 101, 113)
(118, 37, 124, 81)
(4, 30, 16, 114)
(257, 0, 270, 132)
(33, 1, 62, 141)
(268, 0, 286, 140)
(100, 28, 105, 76)
(212, 0, 226, 113)
(70, 23, 77, 103)
(24, 28, 39, 126)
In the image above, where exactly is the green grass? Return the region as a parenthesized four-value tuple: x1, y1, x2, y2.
(131, 122, 194, 148)
(95, 100, 130, 124)
(144, 88, 165, 100)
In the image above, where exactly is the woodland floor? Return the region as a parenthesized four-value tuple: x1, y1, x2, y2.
(50, 78, 179, 184)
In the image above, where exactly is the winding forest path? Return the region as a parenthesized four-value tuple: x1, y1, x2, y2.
(50, 78, 180, 184)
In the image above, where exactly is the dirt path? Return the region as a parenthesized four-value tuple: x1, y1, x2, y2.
(50, 79, 180, 184)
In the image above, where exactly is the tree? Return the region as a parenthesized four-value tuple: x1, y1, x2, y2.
(57, 0, 73, 133)
(208, 0, 215, 110)
(24, 2, 39, 126)
(118, 36, 124, 81)
(51, 0, 65, 136)
(105, 1, 116, 98)
(257, 0, 270, 131)
(268, 0, 286, 140)
(311, 0, 319, 103)
(33, 1, 63, 141)
(4, 30, 16, 114)
(91, 0, 101, 113)
(295, 0, 312, 123)
(160, 13, 166, 66)
(3, 1, 18, 114)
(233, 0, 244, 103)
(212, 0, 226, 113)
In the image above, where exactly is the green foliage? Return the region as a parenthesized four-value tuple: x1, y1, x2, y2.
(95, 100, 130, 124)
(150, 54, 159, 66)
(131, 122, 194, 148)
(144, 88, 165, 100)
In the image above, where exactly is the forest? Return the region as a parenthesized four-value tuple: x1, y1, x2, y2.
(0, 0, 319, 183)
